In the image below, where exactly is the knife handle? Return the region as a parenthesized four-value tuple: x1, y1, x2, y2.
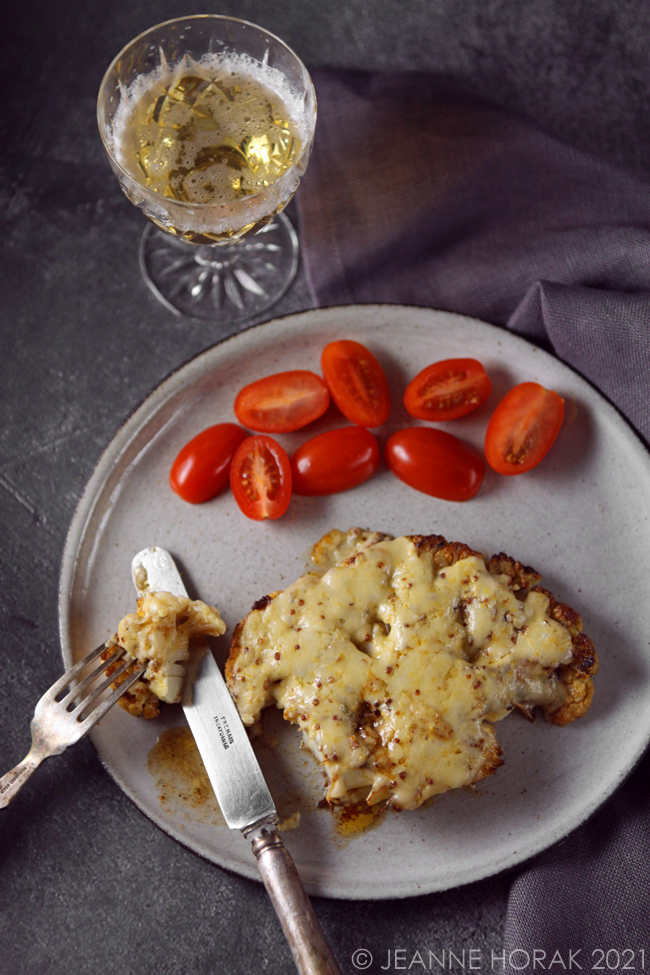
(251, 829, 341, 975)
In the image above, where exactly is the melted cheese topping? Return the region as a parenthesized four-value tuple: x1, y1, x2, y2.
(228, 536, 574, 810)
(310, 527, 394, 574)
(114, 591, 226, 703)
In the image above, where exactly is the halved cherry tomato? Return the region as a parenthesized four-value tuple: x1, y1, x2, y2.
(385, 427, 484, 501)
(230, 435, 292, 520)
(321, 340, 390, 427)
(169, 423, 248, 504)
(234, 370, 330, 433)
(404, 358, 492, 421)
(485, 382, 564, 475)
(291, 426, 380, 496)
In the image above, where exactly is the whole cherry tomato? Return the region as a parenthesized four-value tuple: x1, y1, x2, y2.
(385, 427, 485, 501)
(234, 370, 330, 433)
(230, 435, 292, 520)
(321, 340, 390, 427)
(291, 426, 380, 496)
(404, 358, 492, 421)
(485, 382, 564, 475)
(169, 423, 248, 504)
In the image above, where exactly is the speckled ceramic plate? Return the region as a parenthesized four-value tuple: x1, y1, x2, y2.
(59, 304, 650, 899)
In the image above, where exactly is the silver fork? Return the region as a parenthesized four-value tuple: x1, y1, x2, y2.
(0, 644, 146, 809)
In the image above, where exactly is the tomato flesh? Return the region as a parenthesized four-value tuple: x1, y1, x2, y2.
(385, 427, 484, 501)
(234, 370, 330, 433)
(230, 435, 292, 520)
(169, 423, 248, 504)
(321, 340, 390, 427)
(485, 382, 564, 475)
(291, 426, 380, 496)
(404, 358, 492, 421)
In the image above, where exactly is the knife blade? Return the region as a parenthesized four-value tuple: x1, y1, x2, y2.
(131, 546, 341, 975)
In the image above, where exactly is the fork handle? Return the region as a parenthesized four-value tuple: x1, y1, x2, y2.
(0, 747, 43, 809)
(252, 829, 341, 975)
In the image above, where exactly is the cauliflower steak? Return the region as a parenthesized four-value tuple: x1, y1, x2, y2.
(226, 529, 597, 811)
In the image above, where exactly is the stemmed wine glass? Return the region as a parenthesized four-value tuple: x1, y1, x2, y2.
(98, 16, 316, 325)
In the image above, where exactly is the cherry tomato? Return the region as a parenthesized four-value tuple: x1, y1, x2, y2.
(404, 358, 492, 421)
(291, 426, 380, 496)
(230, 435, 292, 520)
(234, 370, 330, 433)
(169, 423, 248, 504)
(385, 427, 484, 501)
(321, 340, 390, 427)
(485, 382, 564, 475)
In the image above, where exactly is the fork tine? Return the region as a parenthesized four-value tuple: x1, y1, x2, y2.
(71, 655, 138, 718)
(48, 643, 111, 697)
(76, 665, 146, 732)
(58, 646, 125, 706)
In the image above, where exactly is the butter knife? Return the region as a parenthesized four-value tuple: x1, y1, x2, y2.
(132, 546, 341, 975)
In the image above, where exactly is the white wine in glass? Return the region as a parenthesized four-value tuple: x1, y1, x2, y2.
(98, 16, 316, 324)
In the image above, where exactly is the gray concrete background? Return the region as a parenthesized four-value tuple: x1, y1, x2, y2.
(1, 2, 648, 973)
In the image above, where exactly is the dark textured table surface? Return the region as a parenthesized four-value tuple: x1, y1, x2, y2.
(2, 3, 649, 974)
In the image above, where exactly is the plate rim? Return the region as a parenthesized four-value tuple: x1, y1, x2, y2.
(58, 302, 650, 899)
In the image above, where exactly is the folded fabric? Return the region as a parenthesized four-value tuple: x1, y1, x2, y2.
(297, 68, 650, 445)
(296, 67, 650, 965)
(510, 281, 650, 444)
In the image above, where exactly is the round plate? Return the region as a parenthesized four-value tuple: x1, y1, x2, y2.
(59, 305, 650, 899)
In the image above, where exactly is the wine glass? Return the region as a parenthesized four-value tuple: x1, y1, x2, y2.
(97, 16, 316, 325)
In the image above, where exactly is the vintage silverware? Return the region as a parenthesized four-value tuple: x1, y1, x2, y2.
(0, 644, 146, 808)
(132, 546, 341, 975)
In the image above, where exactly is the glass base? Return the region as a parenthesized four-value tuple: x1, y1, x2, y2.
(138, 212, 299, 325)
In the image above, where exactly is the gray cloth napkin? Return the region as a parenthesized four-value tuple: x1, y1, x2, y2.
(297, 69, 650, 446)
(297, 68, 650, 964)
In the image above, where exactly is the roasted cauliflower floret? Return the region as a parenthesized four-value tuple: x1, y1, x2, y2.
(104, 590, 226, 719)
